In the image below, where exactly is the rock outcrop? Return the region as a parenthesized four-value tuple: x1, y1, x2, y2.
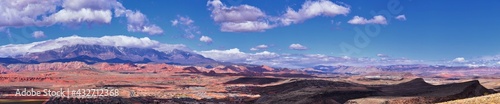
(252, 78, 494, 104)
(2, 62, 89, 73)
(346, 79, 495, 104)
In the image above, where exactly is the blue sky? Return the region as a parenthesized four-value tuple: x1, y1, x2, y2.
(1, 0, 500, 67)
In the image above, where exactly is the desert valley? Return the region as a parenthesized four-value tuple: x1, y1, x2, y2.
(1, 0, 499, 103)
(0, 44, 498, 104)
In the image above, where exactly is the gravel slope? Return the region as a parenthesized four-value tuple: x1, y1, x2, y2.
(439, 93, 500, 104)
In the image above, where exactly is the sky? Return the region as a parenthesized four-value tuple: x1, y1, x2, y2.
(1, 0, 500, 68)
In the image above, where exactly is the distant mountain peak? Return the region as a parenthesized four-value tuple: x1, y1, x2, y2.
(1, 44, 218, 65)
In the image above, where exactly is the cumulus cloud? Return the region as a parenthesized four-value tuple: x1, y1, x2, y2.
(206, 0, 350, 32)
(249, 44, 269, 51)
(452, 57, 466, 63)
(207, 1, 265, 23)
(220, 21, 276, 32)
(171, 16, 200, 39)
(395, 15, 406, 21)
(0, 0, 59, 27)
(47, 8, 112, 25)
(0, 0, 115, 27)
(113, 2, 164, 35)
(197, 48, 279, 63)
(454, 54, 500, 67)
(171, 16, 193, 29)
(348, 15, 387, 25)
(55, 0, 119, 26)
(196, 48, 249, 62)
(196, 48, 422, 68)
(122, 10, 164, 35)
(199, 36, 213, 43)
(280, 0, 350, 25)
(444, 54, 500, 66)
(0, 0, 163, 35)
(32, 31, 46, 38)
(289, 44, 308, 50)
(0, 35, 187, 57)
(207, 0, 276, 32)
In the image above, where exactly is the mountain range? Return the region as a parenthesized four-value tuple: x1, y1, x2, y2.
(0, 44, 218, 65)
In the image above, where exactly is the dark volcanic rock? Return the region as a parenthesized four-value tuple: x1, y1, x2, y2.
(253, 80, 375, 104)
(224, 77, 283, 85)
(346, 79, 495, 104)
(254, 78, 494, 104)
(182, 66, 202, 73)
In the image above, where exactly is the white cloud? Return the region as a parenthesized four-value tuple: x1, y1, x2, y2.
(0, 0, 117, 27)
(49, 0, 117, 25)
(207, 0, 266, 23)
(255, 44, 268, 49)
(377, 54, 389, 57)
(176, 16, 194, 25)
(452, 57, 466, 63)
(196, 48, 249, 62)
(32, 31, 46, 38)
(171, 20, 179, 26)
(289, 44, 308, 50)
(199, 36, 213, 43)
(220, 21, 276, 32)
(342, 56, 351, 60)
(100, 1, 164, 35)
(196, 48, 422, 68)
(62, 0, 116, 10)
(0, 0, 163, 35)
(0, 0, 60, 27)
(124, 10, 147, 26)
(171, 16, 194, 28)
(207, 0, 275, 32)
(249, 44, 268, 51)
(250, 48, 259, 51)
(395, 15, 406, 21)
(206, 0, 350, 32)
(280, 0, 350, 25)
(449, 54, 500, 66)
(0, 35, 187, 57)
(140, 25, 164, 35)
(171, 16, 201, 39)
(196, 48, 280, 63)
(466, 64, 485, 68)
(348, 15, 387, 25)
(47, 8, 112, 25)
(123, 10, 164, 35)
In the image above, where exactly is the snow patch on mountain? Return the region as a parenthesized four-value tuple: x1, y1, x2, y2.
(0, 35, 188, 57)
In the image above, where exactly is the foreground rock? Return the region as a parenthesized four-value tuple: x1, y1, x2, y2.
(438, 93, 500, 104)
(251, 78, 494, 104)
(346, 79, 495, 104)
